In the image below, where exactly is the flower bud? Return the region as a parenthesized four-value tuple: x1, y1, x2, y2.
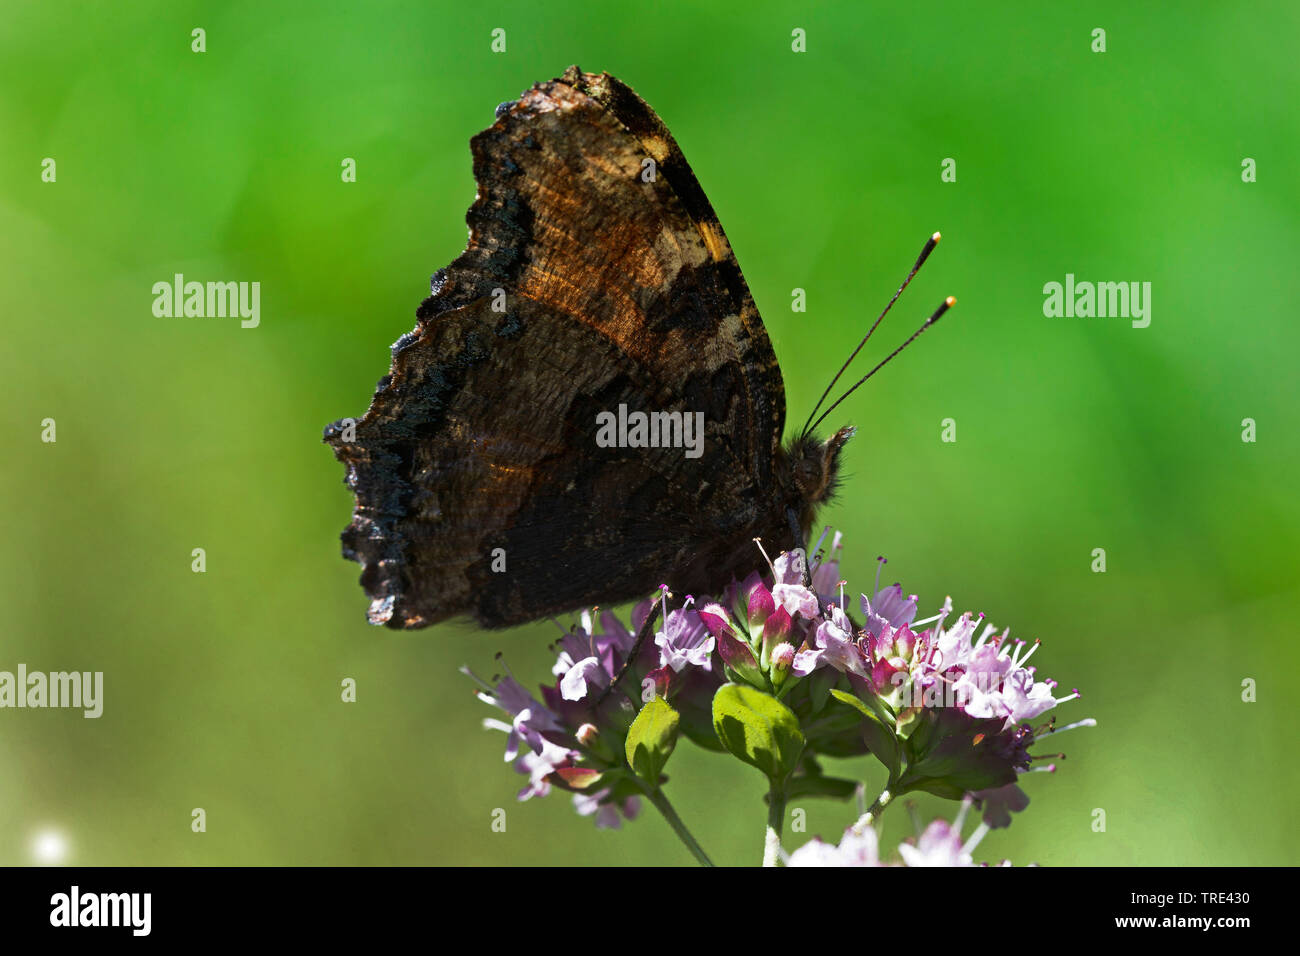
(715, 623, 764, 688)
(746, 579, 776, 627)
(770, 642, 796, 689)
(698, 603, 738, 642)
(574, 720, 620, 763)
(759, 605, 794, 667)
(641, 666, 673, 703)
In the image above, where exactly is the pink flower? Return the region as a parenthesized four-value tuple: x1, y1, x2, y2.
(770, 548, 820, 620)
(465, 667, 564, 760)
(895, 798, 1022, 866)
(551, 608, 644, 702)
(865, 622, 931, 695)
(507, 737, 580, 801)
(795, 604, 867, 678)
(573, 789, 641, 829)
(860, 556, 919, 636)
(897, 819, 973, 867)
(654, 597, 715, 674)
(788, 797, 1019, 867)
(786, 827, 885, 867)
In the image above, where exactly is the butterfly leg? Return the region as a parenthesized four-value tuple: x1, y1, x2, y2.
(595, 598, 663, 706)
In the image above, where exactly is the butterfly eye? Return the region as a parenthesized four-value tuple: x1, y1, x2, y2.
(794, 456, 822, 493)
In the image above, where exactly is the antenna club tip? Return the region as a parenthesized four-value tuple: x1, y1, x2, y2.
(932, 231, 942, 242)
(945, 295, 957, 307)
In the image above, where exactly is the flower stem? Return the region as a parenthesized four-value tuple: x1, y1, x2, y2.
(643, 785, 715, 867)
(850, 785, 893, 836)
(763, 781, 787, 867)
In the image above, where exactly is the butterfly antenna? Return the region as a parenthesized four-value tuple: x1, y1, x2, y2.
(800, 232, 942, 438)
(806, 296, 956, 436)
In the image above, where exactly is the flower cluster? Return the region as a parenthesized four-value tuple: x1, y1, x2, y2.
(465, 531, 1093, 864)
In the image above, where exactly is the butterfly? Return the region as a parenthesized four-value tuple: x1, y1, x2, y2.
(324, 66, 952, 633)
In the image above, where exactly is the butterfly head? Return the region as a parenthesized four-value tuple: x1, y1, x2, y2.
(784, 425, 856, 507)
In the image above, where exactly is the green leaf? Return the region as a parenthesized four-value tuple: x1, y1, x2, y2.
(711, 683, 805, 783)
(783, 774, 860, 801)
(897, 710, 1021, 795)
(801, 706, 872, 758)
(807, 667, 836, 714)
(625, 696, 680, 784)
(896, 775, 966, 800)
(830, 689, 901, 780)
(829, 687, 876, 720)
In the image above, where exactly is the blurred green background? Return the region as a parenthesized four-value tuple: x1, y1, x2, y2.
(2, 1, 1297, 866)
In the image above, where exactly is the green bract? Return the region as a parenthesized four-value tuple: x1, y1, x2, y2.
(712, 684, 805, 783)
(625, 695, 680, 784)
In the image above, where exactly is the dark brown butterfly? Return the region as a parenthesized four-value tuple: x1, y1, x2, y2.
(324, 66, 951, 632)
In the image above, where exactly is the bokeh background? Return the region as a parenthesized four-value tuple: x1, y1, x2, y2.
(2, 1, 1297, 866)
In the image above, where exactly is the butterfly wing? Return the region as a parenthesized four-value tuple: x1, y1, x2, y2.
(325, 67, 786, 628)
